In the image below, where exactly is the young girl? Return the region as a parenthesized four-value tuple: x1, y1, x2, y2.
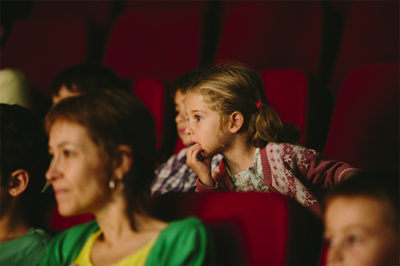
(184, 64, 358, 215)
(40, 89, 214, 265)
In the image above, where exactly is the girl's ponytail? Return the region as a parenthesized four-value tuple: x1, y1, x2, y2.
(248, 102, 300, 147)
(185, 63, 301, 147)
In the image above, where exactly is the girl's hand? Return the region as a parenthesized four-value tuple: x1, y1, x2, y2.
(186, 143, 214, 187)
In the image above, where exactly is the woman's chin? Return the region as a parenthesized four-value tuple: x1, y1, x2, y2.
(57, 205, 79, 217)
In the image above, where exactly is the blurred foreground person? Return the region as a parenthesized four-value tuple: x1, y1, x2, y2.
(40, 89, 214, 265)
(0, 104, 52, 265)
(324, 172, 399, 266)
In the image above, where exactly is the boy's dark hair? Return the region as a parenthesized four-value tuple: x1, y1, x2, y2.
(0, 104, 52, 228)
(51, 63, 127, 96)
(324, 171, 399, 229)
(169, 67, 207, 99)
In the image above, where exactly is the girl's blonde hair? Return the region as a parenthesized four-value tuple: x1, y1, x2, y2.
(188, 63, 300, 147)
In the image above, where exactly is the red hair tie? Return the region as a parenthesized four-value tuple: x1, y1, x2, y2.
(256, 101, 262, 109)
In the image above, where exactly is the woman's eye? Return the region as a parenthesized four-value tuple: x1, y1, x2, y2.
(63, 150, 74, 157)
(195, 115, 202, 121)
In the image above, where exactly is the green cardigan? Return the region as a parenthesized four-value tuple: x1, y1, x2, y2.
(40, 217, 214, 265)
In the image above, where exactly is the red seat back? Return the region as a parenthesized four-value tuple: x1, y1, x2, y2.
(330, 1, 399, 95)
(1, 18, 86, 96)
(103, 10, 201, 83)
(261, 69, 308, 144)
(49, 207, 94, 231)
(324, 62, 399, 171)
(152, 192, 323, 265)
(124, 0, 207, 12)
(30, 0, 110, 27)
(215, 1, 322, 75)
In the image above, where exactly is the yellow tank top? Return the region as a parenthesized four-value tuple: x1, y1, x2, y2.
(73, 230, 156, 266)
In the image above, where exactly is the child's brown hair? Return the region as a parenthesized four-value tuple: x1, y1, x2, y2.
(186, 63, 300, 147)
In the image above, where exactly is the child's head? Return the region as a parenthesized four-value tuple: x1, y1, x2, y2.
(51, 63, 125, 105)
(171, 69, 205, 146)
(184, 64, 299, 151)
(0, 104, 52, 228)
(323, 172, 399, 266)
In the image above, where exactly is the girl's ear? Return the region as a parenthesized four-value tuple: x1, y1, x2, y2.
(228, 111, 244, 133)
(113, 145, 133, 181)
(8, 169, 30, 197)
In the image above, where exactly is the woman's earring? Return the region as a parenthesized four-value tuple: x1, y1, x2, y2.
(109, 178, 117, 190)
(109, 175, 124, 191)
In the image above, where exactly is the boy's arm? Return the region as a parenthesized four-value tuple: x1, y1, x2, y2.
(152, 149, 188, 196)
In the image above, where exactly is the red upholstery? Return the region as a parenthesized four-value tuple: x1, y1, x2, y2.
(49, 207, 94, 231)
(1, 18, 86, 96)
(261, 69, 308, 144)
(261, 69, 332, 151)
(124, 0, 207, 11)
(103, 10, 201, 83)
(215, 1, 322, 75)
(30, 0, 110, 27)
(133, 78, 165, 148)
(324, 62, 399, 171)
(152, 192, 323, 265)
(330, 1, 399, 95)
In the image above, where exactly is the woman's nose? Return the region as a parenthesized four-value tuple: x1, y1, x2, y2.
(45, 158, 60, 183)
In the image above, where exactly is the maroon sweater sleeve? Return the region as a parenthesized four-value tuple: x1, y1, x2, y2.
(288, 144, 358, 189)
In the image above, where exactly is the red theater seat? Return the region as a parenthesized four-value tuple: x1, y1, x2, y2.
(261, 69, 332, 151)
(103, 10, 201, 83)
(324, 62, 399, 171)
(49, 207, 94, 231)
(30, 0, 110, 27)
(132, 78, 165, 148)
(215, 1, 322, 75)
(261, 69, 308, 144)
(329, 1, 399, 95)
(152, 192, 323, 265)
(1, 17, 86, 96)
(124, 0, 207, 12)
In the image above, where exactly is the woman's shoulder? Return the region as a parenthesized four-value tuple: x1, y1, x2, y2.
(40, 220, 99, 265)
(146, 217, 213, 265)
(153, 216, 209, 248)
(161, 217, 205, 236)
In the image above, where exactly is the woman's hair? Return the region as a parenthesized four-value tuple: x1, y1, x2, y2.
(45, 89, 157, 230)
(187, 64, 300, 147)
(0, 104, 53, 229)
